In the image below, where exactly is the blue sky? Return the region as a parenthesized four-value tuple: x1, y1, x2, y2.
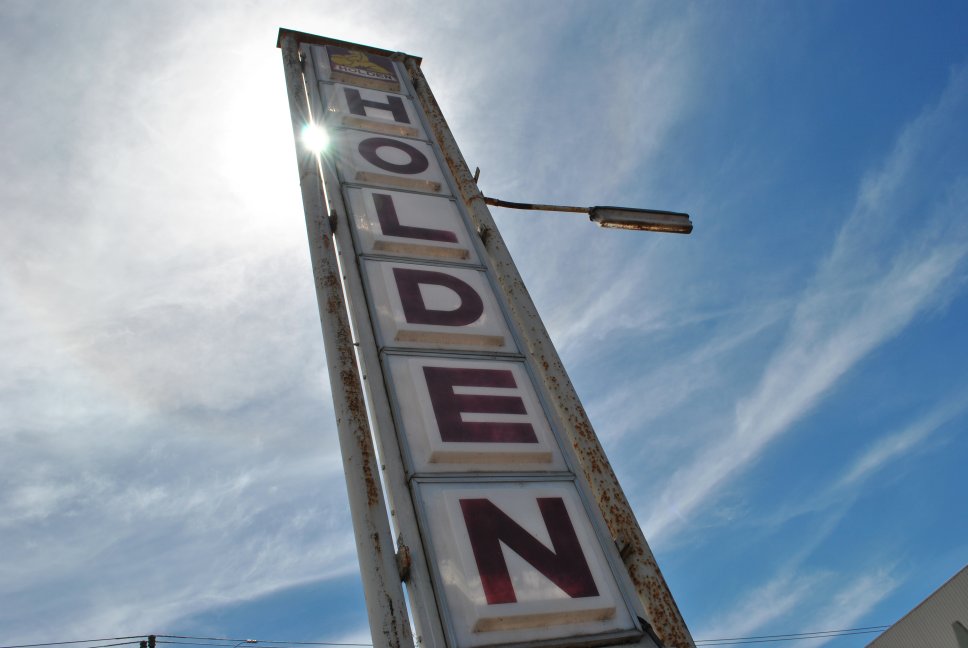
(1, 1, 966, 647)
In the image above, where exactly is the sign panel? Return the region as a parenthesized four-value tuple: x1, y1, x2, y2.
(319, 82, 426, 139)
(419, 481, 638, 647)
(345, 188, 478, 262)
(335, 129, 446, 193)
(386, 355, 565, 472)
(322, 45, 401, 92)
(363, 260, 516, 353)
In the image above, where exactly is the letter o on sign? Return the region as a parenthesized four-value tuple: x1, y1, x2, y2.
(358, 137, 430, 175)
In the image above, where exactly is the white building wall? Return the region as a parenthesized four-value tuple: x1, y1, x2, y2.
(868, 565, 968, 648)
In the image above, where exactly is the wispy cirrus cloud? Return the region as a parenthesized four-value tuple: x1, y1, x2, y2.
(587, 306, 782, 444)
(836, 393, 968, 489)
(695, 567, 899, 648)
(795, 569, 900, 648)
(694, 570, 824, 642)
(644, 66, 968, 544)
(735, 388, 968, 535)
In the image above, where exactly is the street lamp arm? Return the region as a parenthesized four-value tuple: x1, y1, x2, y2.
(482, 196, 590, 214)
(482, 196, 693, 234)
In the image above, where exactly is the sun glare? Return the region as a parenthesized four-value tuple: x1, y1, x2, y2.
(301, 123, 330, 153)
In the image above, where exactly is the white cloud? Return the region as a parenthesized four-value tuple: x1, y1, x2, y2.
(0, 444, 357, 638)
(644, 66, 968, 544)
(695, 570, 822, 642)
(743, 388, 968, 534)
(796, 569, 899, 648)
(695, 567, 899, 647)
(587, 305, 782, 443)
(836, 394, 968, 489)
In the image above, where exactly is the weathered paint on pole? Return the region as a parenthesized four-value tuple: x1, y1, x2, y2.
(279, 34, 414, 648)
(403, 58, 697, 648)
(296, 42, 451, 648)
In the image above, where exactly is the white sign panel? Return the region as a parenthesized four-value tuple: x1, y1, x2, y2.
(346, 188, 478, 263)
(335, 130, 447, 193)
(363, 260, 516, 353)
(319, 82, 426, 139)
(419, 481, 638, 647)
(386, 355, 564, 472)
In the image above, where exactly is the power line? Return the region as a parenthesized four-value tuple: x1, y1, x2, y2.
(157, 638, 360, 645)
(1, 639, 145, 648)
(159, 629, 893, 646)
(158, 643, 369, 648)
(695, 624, 892, 645)
(3, 624, 893, 648)
(156, 641, 246, 646)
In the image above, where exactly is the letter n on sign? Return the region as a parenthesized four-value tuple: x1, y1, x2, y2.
(418, 482, 639, 647)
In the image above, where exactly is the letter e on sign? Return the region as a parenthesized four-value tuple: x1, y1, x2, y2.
(384, 356, 564, 471)
(423, 366, 536, 443)
(418, 482, 639, 646)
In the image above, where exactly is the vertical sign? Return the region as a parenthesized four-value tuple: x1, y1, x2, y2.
(282, 31, 676, 648)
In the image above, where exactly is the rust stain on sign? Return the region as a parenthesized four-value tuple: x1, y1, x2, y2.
(403, 55, 697, 648)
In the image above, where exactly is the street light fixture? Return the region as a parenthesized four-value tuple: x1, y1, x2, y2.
(483, 196, 693, 234)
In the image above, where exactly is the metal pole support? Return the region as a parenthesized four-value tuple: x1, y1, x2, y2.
(280, 34, 414, 648)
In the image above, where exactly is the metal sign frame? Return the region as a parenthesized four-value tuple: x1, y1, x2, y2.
(279, 28, 695, 648)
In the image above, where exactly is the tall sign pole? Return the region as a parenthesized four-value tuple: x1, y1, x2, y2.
(279, 29, 695, 648)
(279, 34, 414, 648)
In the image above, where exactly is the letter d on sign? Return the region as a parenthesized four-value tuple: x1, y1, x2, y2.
(393, 267, 484, 326)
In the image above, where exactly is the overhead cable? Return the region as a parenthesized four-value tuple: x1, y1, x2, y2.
(5, 623, 894, 648)
(1, 640, 145, 648)
(695, 624, 892, 645)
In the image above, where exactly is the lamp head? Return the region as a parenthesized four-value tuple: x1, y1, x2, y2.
(589, 206, 693, 234)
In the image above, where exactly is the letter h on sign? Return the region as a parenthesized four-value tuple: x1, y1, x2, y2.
(318, 78, 424, 138)
(344, 87, 410, 124)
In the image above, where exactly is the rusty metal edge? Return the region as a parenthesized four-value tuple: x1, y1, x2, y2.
(402, 58, 696, 648)
(280, 34, 415, 648)
(278, 28, 422, 66)
(298, 41, 449, 648)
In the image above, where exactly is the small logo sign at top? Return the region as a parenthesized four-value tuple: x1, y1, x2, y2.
(326, 45, 400, 92)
